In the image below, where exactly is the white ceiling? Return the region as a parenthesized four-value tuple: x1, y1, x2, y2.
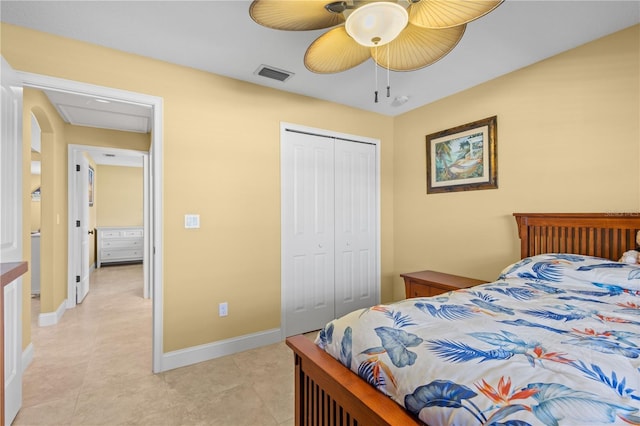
(80, 146, 145, 168)
(2, 0, 639, 126)
(43, 90, 152, 134)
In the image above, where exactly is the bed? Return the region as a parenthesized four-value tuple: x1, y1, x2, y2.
(286, 213, 640, 425)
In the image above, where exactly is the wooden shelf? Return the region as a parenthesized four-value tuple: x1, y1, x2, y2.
(1, 262, 28, 287)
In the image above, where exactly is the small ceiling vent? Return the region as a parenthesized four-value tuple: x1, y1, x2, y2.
(255, 65, 294, 82)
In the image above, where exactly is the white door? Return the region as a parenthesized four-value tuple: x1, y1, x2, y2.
(73, 151, 90, 303)
(282, 126, 379, 337)
(282, 131, 335, 336)
(1, 56, 23, 425)
(334, 139, 377, 318)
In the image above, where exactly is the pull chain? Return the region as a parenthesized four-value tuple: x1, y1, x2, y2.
(374, 45, 379, 103)
(386, 44, 391, 98)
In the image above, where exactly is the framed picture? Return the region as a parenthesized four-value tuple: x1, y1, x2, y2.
(88, 166, 94, 206)
(426, 115, 497, 194)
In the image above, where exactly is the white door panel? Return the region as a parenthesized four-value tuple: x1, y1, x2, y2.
(3, 280, 21, 425)
(334, 139, 377, 318)
(283, 131, 335, 336)
(1, 56, 23, 426)
(1, 58, 22, 262)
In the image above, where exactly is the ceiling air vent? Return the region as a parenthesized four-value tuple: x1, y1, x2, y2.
(255, 65, 293, 82)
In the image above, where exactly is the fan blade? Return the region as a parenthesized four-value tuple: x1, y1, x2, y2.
(371, 23, 465, 71)
(408, 0, 503, 29)
(249, 0, 345, 31)
(305, 26, 371, 73)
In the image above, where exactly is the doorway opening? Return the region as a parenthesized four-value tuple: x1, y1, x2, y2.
(18, 71, 165, 373)
(68, 144, 150, 305)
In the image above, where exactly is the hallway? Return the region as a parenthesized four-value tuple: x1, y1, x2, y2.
(15, 264, 295, 425)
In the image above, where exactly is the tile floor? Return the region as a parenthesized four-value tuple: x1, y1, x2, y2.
(14, 264, 305, 426)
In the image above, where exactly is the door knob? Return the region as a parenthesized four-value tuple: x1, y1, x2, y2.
(88, 230, 94, 235)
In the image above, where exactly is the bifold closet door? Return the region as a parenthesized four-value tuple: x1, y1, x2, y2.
(282, 131, 336, 336)
(334, 139, 377, 318)
(282, 129, 378, 336)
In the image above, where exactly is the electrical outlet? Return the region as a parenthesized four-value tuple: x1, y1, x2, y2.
(219, 302, 228, 317)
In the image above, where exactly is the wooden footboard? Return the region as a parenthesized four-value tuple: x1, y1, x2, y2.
(286, 335, 423, 426)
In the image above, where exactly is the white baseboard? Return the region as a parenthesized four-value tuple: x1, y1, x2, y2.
(38, 298, 67, 327)
(22, 342, 34, 373)
(161, 328, 281, 372)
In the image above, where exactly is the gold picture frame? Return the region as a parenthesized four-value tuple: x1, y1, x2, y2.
(426, 116, 497, 194)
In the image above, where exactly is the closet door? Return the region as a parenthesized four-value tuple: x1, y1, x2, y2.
(282, 131, 335, 336)
(334, 140, 377, 318)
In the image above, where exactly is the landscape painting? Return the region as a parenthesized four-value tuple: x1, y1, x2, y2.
(426, 116, 497, 194)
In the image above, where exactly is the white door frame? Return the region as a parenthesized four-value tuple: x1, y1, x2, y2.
(280, 122, 381, 338)
(67, 145, 150, 301)
(17, 71, 165, 373)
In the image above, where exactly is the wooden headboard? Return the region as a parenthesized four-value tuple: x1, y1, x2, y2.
(514, 213, 640, 261)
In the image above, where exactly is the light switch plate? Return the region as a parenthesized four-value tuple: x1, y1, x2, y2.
(184, 214, 200, 229)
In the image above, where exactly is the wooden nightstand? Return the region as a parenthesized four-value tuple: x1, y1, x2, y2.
(401, 270, 488, 298)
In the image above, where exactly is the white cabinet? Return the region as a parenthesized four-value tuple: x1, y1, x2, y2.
(96, 226, 143, 268)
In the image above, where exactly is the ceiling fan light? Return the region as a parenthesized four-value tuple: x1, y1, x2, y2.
(345, 2, 408, 47)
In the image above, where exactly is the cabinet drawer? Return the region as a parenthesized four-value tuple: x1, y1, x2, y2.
(100, 249, 143, 262)
(408, 281, 436, 298)
(122, 229, 143, 238)
(402, 270, 488, 299)
(101, 238, 143, 249)
(408, 280, 455, 298)
(100, 229, 143, 238)
(100, 230, 123, 238)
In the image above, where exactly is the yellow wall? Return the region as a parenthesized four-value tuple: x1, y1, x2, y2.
(2, 23, 395, 353)
(393, 25, 640, 299)
(65, 124, 150, 152)
(96, 165, 143, 227)
(21, 88, 69, 348)
(30, 173, 41, 233)
(4, 21, 638, 356)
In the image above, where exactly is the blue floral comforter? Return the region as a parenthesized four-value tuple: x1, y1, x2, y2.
(316, 254, 640, 425)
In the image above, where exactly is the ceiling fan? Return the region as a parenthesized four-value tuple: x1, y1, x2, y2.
(249, 0, 503, 74)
